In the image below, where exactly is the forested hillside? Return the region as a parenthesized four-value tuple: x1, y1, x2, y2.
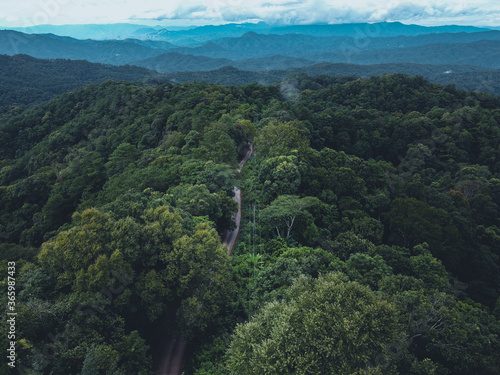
(1, 75, 500, 374)
(0, 54, 161, 114)
(164, 63, 500, 96)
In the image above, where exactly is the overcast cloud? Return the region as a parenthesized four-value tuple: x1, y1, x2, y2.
(1, 0, 499, 27)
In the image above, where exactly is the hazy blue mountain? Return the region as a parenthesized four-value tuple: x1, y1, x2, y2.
(132, 52, 317, 72)
(233, 55, 317, 71)
(131, 52, 233, 72)
(119, 38, 177, 50)
(146, 21, 490, 45)
(311, 40, 500, 68)
(2, 22, 490, 44)
(169, 42, 229, 57)
(336, 30, 500, 54)
(268, 22, 490, 37)
(213, 32, 329, 56)
(173, 32, 348, 59)
(0, 30, 167, 64)
(376, 30, 500, 47)
(166, 31, 500, 60)
(3, 23, 159, 40)
(3, 28, 500, 70)
(146, 22, 271, 45)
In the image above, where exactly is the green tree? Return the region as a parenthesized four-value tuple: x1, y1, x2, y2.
(262, 195, 319, 238)
(226, 273, 403, 375)
(258, 155, 301, 203)
(105, 142, 140, 177)
(256, 120, 310, 157)
(384, 198, 462, 269)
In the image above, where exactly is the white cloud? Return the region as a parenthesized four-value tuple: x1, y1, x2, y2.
(1, 0, 500, 26)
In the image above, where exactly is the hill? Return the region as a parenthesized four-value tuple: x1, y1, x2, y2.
(131, 52, 234, 72)
(163, 63, 500, 95)
(145, 21, 490, 44)
(312, 39, 500, 68)
(0, 54, 161, 113)
(132, 52, 317, 72)
(3, 21, 490, 44)
(1, 76, 500, 375)
(3, 29, 500, 72)
(0, 30, 168, 64)
(4, 23, 160, 40)
(267, 21, 490, 37)
(151, 30, 500, 64)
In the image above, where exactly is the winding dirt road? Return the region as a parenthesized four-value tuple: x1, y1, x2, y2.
(223, 144, 253, 254)
(156, 336, 188, 375)
(155, 144, 253, 375)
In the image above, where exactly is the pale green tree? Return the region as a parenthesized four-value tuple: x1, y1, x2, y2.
(226, 273, 403, 375)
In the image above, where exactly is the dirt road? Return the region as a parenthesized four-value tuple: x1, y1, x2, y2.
(156, 336, 188, 375)
(222, 186, 242, 254)
(155, 144, 253, 375)
(223, 144, 253, 254)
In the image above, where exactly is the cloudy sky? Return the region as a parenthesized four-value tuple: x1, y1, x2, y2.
(1, 0, 499, 27)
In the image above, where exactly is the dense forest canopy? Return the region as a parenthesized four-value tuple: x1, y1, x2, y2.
(1, 74, 500, 374)
(0, 54, 162, 115)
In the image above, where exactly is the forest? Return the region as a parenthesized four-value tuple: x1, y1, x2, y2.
(1, 73, 500, 374)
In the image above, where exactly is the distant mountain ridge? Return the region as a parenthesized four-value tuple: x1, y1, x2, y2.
(2, 21, 491, 44)
(163, 62, 500, 95)
(2, 26, 500, 69)
(3, 53, 499, 115)
(144, 21, 490, 44)
(131, 52, 317, 72)
(0, 30, 167, 64)
(310, 40, 500, 68)
(131, 52, 233, 72)
(2, 23, 160, 40)
(1, 22, 500, 102)
(266, 22, 490, 37)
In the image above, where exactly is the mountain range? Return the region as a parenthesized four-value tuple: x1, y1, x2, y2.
(162, 63, 500, 95)
(5, 21, 490, 43)
(2, 26, 500, 71)
(1, 54, 499, 115)
(0, 21, 500, 103)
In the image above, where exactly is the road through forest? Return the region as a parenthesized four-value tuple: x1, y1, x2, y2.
(156, 144, 253, 375)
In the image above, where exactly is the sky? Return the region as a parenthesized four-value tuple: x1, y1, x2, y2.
(1, 0, 499, 28)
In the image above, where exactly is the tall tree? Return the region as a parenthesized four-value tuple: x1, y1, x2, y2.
(226, 273, 403, 375)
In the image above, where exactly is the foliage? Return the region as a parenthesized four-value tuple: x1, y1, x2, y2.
(2, 74, 500, 374)
(226, 273, 403, 375)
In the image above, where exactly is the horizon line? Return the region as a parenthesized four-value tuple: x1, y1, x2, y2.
(0, 20, 497, 29)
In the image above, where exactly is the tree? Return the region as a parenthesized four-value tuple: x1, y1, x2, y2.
(199, 129, 238, 164)
(346, 253, 392, 289)
(330, 231, 375, 261)
(384, 198, 462, 270)
(256, 120, 310, 157)
(258, 154, 301, 203)
(226, 273, 403, 375)
(390, 289, 500, 375)
(262, 195, 319, 238)
(167, 184, 237, 233)
(251, 247, 341, 306)
(105, 142, 140, 177)
(171, 222, 235, 334)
